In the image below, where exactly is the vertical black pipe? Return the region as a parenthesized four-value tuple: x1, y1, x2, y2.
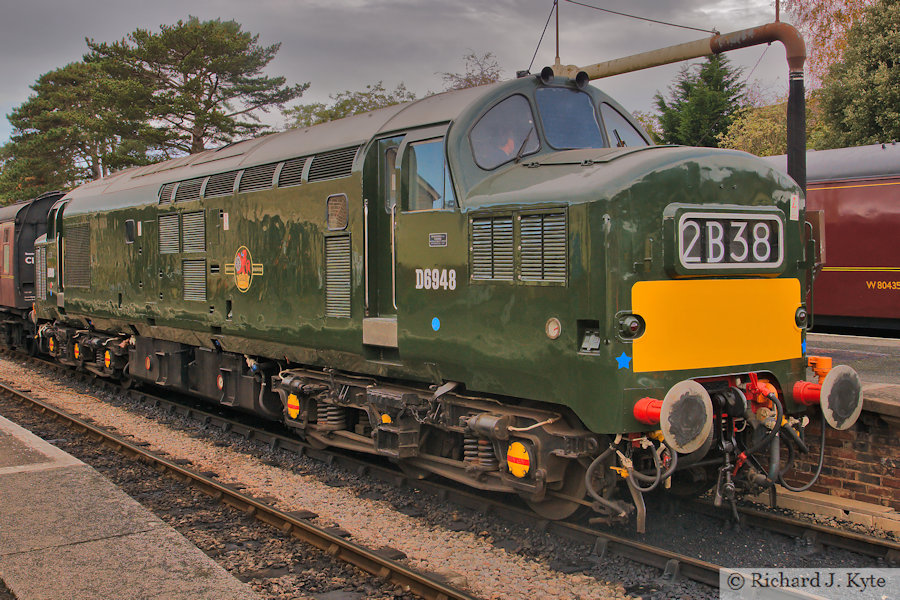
(787, 72, 807, 193)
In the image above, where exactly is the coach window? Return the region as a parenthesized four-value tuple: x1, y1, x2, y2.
(405, 138, 456, 211)
(599, 103, 649, 148)
(124, 219, 136, 244)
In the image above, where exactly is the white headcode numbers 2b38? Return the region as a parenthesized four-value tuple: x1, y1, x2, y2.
(415, 268, 457, 291)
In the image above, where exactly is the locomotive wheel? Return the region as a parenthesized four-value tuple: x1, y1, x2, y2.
(524, 461, 588, 520)
(119, 364, 136, 390)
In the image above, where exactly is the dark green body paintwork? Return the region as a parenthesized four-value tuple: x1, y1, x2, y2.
(34, 76, 809, 436)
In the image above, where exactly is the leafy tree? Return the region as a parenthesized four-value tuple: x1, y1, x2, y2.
(631, 111, 662, 144)
(0, 61, 157, 203)
(783, 0, 877, 86)
(653, 55, 747, 147)
(441, 51, 503, 91)
(717, 92, 832, 156)
(284, 81, 416, 129)
(818, 0, 900, 147)
(87, 16, 308, 154)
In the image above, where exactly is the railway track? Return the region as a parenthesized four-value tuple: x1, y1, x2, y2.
(5, 351, 900, 590)
(0, 375, 478, 600)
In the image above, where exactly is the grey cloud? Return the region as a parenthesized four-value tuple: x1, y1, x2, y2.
(0, 0, 792, 144)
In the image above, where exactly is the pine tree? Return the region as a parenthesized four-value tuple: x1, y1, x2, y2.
(0, 61, 157, 203)
(653, 55, 747, 148)
(87, 16, 309, 154)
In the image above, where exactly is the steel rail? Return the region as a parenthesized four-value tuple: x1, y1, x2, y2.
(9, 352, 899, 587)
(0, 379, 479, 600)
(4, 353, 725, 587)
(692, 501, 900, 565)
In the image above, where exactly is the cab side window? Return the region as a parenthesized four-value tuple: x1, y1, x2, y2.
(406, 138, 456, 211)
(469, 95, 539, 170)
(600, 103, 649, 148)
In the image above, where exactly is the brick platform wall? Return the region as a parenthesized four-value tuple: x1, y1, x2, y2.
(781, 412, 899, 510)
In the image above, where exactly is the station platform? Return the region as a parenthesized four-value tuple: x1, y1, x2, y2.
(808, 333, 900, 424)
(0, 414, 257, 600)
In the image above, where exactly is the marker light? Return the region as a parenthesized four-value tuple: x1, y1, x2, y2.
(618, 314, 645, 339)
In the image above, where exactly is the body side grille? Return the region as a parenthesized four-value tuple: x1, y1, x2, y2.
(64, 222, 91, 288)
(181, 211, 206, 253)
(278, 157, 307, 187)
(308, 147, 358, 182)
(174, 178, 203, 203)
(36, 247, 46, 300)
(325, 235, 351, 317)
(205, 171, 238, 197)
(182, 259, 207, 301)
(159, 183, 176, 205)
(238, 163, 278, 193)
(471, 215, 514, 281)
(519, 211, 567, 283)
(159, 214, 180, 254)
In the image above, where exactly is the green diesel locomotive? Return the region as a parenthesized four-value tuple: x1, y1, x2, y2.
(31, 73, 862, 527)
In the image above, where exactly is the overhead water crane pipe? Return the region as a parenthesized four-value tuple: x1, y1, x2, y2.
(552, 22, 808, 191)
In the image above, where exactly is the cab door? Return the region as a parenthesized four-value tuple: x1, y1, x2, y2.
(394, 127, 466, 368)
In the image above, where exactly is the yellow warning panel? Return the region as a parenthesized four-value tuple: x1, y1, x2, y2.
(632, 279, 801, 373)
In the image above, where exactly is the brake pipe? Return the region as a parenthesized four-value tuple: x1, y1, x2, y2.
(732, 391, 783, 477)
(778, 420, 827, 492)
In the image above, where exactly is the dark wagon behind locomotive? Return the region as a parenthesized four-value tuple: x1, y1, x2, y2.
(765, 143, 900, 332)
(18, 74, 862, 528)
(0, 191, 65, 352)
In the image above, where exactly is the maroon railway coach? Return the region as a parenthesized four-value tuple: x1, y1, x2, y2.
(765, 143, 900, 331)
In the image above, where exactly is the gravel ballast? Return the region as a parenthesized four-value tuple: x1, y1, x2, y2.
(0, 356, 631, 600)
(3, 355, 891, 600)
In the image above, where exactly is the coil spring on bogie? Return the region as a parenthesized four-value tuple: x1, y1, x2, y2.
(317, 403, 347, 430)
(478, 439, 499, 470)
(464, 436, 479, 464)
(464, 436, 499, 470)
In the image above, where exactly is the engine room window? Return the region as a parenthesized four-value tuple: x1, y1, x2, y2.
(470, 95, 540, 170)
(535, 88, 605, 150)
(600, 103, 649, 148)
(124, 219, 136, 244)
(406, 139, 456, 211)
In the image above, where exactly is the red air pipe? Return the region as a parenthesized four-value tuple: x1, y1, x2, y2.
(793, 381, 822, 406)
(634, 397, 662, 425)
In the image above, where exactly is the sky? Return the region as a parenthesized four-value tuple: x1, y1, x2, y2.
(0, 0, 794, 146)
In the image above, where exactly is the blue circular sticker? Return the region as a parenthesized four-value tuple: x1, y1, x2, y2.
(431, 317, 441, 331)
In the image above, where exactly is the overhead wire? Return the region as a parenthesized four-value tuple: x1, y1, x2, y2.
(563, 0, 719, 35)
(747, 44, 770, 79)
(527, 0, 558, 74)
